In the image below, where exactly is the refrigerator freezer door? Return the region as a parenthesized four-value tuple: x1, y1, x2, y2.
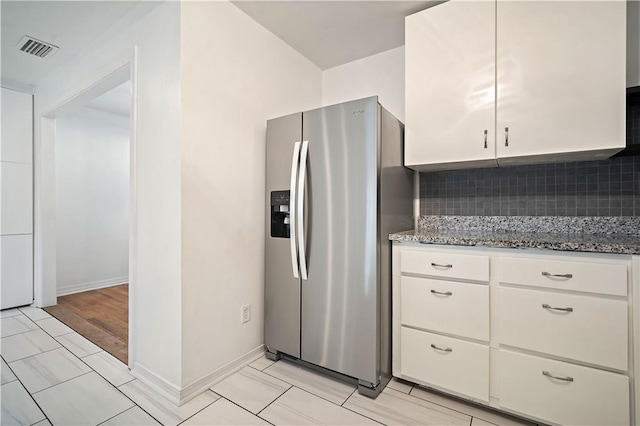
(301, 97, 379, 384)
(265, 112, 302, 358)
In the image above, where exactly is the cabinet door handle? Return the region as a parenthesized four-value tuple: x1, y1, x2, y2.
(542, 272, 573, 279)
(430, 289, 453, 296)
(543, 371, 574, 382)
(542, 303, 574, 313)
(430, 344, 453, 353)
(504, 127, 509, 147)
(483, 130, 488, 149)
(431, 262, 452, 269)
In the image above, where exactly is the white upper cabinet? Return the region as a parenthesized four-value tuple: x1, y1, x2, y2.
(496, 1, 626, 165)
(405, 0, 627, 171)
(405, 0, 497, 171)
(1, 88, 33, 164)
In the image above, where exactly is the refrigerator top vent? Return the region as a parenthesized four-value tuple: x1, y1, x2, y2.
(16, 36, 59, 58)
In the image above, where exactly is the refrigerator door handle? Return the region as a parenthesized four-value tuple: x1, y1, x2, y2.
(289, 141, 301, 278)
(297, 140, 309, 280)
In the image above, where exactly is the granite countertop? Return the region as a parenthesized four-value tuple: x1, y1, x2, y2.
(389, 216, 640, 255)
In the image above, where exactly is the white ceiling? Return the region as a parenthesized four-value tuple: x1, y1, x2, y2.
(2, 0, 442, 89)
(231, 0, 443, 70)
(1, 1, 140, 88)
(84, 81, 131, 117)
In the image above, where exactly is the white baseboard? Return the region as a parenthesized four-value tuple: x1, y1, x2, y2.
(57, 276, 128, 296)
(131, 347, 265, 407)
(179, 345, 265, 405)
(130, 362, 182, 405)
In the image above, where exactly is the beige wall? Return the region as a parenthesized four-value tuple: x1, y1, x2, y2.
(323, 46, 405, 122)
(180, 1, 322, 388)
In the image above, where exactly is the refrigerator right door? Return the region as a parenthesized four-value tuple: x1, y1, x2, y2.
(300, 97, 379, 385)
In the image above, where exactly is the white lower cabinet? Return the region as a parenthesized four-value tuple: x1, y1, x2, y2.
(499, 286, 628, 370)
(499, 350, 629, 426)
(1, 235, 33, 309)
(401, 276, 489, 341)
(393, 243, 636, 425)
(401, 327, 489, 402)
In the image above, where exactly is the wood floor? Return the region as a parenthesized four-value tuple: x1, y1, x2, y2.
(44, 284, 128, 364)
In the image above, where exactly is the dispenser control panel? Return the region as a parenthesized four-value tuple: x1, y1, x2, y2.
(270, 190, 290, 238)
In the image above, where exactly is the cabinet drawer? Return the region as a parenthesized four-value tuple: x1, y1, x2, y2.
(401, 276, 489, 341)
(499, 287, 628, 370)
(499, 256, 627, 296)
(401, 327, 489, 401)
(401, 249, 489, 282)
(499, 350, 629, 426)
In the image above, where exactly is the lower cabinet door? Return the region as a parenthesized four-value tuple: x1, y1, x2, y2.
(499, 350, 629, 426)
(401, 326, 489, 401)
(1, 234, 33, 309)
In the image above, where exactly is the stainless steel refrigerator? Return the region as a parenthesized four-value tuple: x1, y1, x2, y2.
(265, 96, 413, 397)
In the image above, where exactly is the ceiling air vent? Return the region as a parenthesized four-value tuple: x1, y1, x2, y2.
(16, 36, 59, 58)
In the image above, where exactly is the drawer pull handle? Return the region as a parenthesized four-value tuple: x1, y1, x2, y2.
(431, 262, 453, 269)
(542, 303, 573, 313)
(430, 344, 453, 353)
(542, 371, 574, 382)
(431, 290, 453, 296)
(542, 272, 573, 279)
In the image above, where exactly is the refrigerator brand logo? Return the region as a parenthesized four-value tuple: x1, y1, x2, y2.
(352, 110, 365, 115)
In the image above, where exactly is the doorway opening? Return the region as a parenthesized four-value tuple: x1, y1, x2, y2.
(38, 64, 135, 366)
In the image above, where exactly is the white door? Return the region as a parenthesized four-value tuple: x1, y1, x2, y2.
(1, 87, 34, 309)
(496, 1, 626, 164)
(404, 0, 496, 171)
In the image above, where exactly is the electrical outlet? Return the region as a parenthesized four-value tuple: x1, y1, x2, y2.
(241, 304, 251, 324)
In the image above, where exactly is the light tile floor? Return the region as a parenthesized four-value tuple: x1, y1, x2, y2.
(1, 307, 538, 426)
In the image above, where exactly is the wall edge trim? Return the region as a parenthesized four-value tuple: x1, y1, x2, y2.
(178, 345, 265, 405)
(130, 361, 182, 405)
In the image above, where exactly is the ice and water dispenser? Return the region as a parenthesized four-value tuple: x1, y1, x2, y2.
(270, 190, 290, 238)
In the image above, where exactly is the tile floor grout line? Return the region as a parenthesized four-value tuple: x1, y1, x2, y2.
(1, 307, 26, 318)
(174, 389, 222, 426)
(221, 395, 277, 426)
(5, 345, 62, 364)
(31, 370, 93, 395)
(1, 314, 42, 339)
(387, 386, 477, 420)
(6, 307, 162, 426)
(35, 316, 75, 338)
(18, 307, 52, 321)
(95, 406, 135, 426)
(113, 380, 165, 426)
(259, 362, 359, 408)
(255, 382, 293, 417)
(41, 309, 217, 426)
(24, 309, 163, 426)
(333, 391, 387, 425)
(341, 386, 358, 407)
(368, 386, 476, 425)
(409, 385, 526, 425)
(2, 353, 52, 425)
(285, 385, 386, 426)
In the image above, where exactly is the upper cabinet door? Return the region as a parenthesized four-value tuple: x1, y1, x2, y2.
(1, 88, 33, 164)
(496, 1, 626, 164)
(405, 0, 496, 171)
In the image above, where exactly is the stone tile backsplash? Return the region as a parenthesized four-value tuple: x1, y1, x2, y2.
(420, 156, 640, 217)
